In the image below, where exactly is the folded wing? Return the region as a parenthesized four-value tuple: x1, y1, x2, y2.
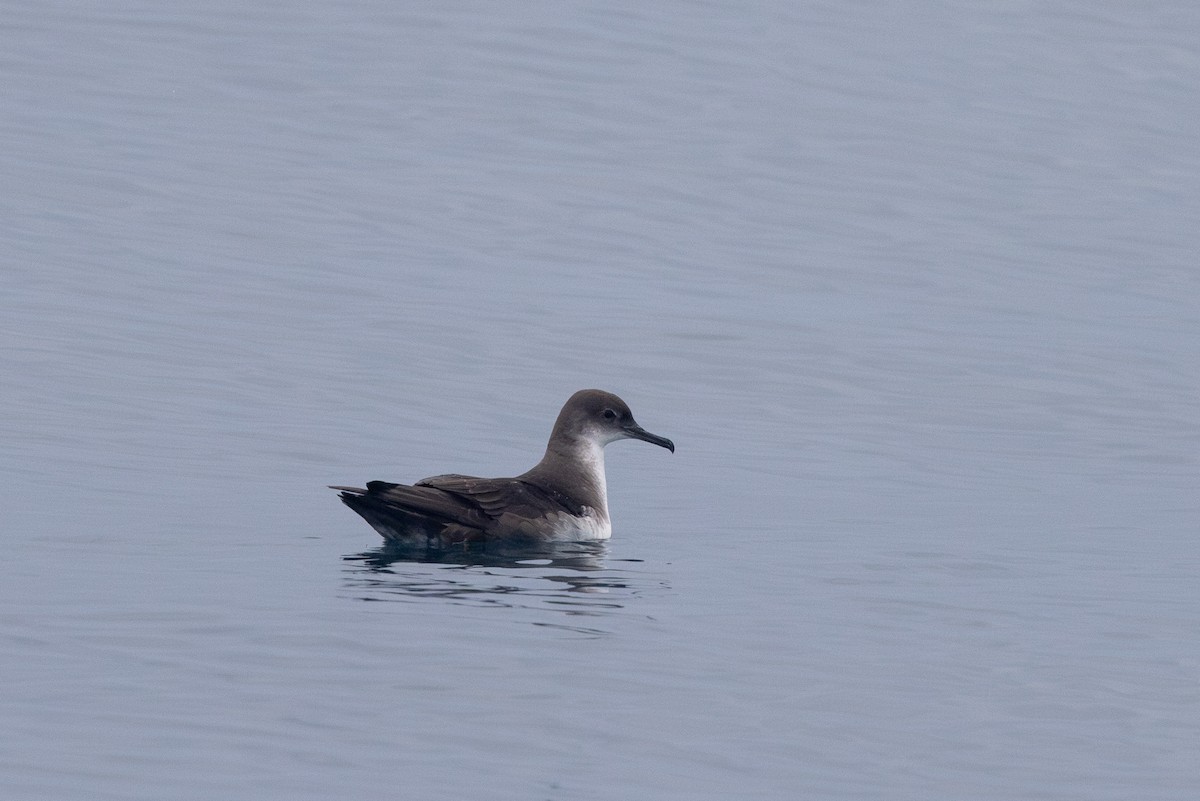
(334, 474, 582, 544)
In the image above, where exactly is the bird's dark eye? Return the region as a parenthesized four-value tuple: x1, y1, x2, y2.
(602, 409, 617, 420)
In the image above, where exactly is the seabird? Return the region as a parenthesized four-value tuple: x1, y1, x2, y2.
(332, 389, 674, 545)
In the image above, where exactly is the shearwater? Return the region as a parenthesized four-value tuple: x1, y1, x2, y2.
(331, 389, 674, 546)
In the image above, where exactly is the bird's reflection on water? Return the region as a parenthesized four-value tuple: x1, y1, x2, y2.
(342, 540, 668, 634)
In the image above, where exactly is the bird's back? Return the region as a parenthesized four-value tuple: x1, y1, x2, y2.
(334, 472, 596, 545)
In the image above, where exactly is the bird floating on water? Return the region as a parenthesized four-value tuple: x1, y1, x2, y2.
(332, 389, 674, 546)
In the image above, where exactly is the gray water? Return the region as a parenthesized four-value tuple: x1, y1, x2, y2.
(3, 2, 1199, 799)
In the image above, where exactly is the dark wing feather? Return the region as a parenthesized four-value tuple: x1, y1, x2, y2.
(334, 473, 585, 543)
(357, 480, 488, 527)
(417, 474, 585, 518)
(331, 478, 488, 544)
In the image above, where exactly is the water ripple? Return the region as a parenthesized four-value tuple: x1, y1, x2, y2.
(340, 542, 670, 630)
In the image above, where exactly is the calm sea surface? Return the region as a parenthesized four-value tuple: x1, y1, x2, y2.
(3, 2, 1198, 799)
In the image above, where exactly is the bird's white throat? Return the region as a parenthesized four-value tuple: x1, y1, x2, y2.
(575, 438, 609, 519)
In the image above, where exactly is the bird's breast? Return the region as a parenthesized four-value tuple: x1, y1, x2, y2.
(562, 507, 612, 541)
(504, 506, 611, 541)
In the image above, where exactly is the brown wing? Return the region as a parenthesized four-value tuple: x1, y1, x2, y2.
(359, 478, 489, 528)
(334, 474, 584, 543)
(417, 473, 585, 519)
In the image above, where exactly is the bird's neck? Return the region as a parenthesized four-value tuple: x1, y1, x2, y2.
(527, 436, 609, 519)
